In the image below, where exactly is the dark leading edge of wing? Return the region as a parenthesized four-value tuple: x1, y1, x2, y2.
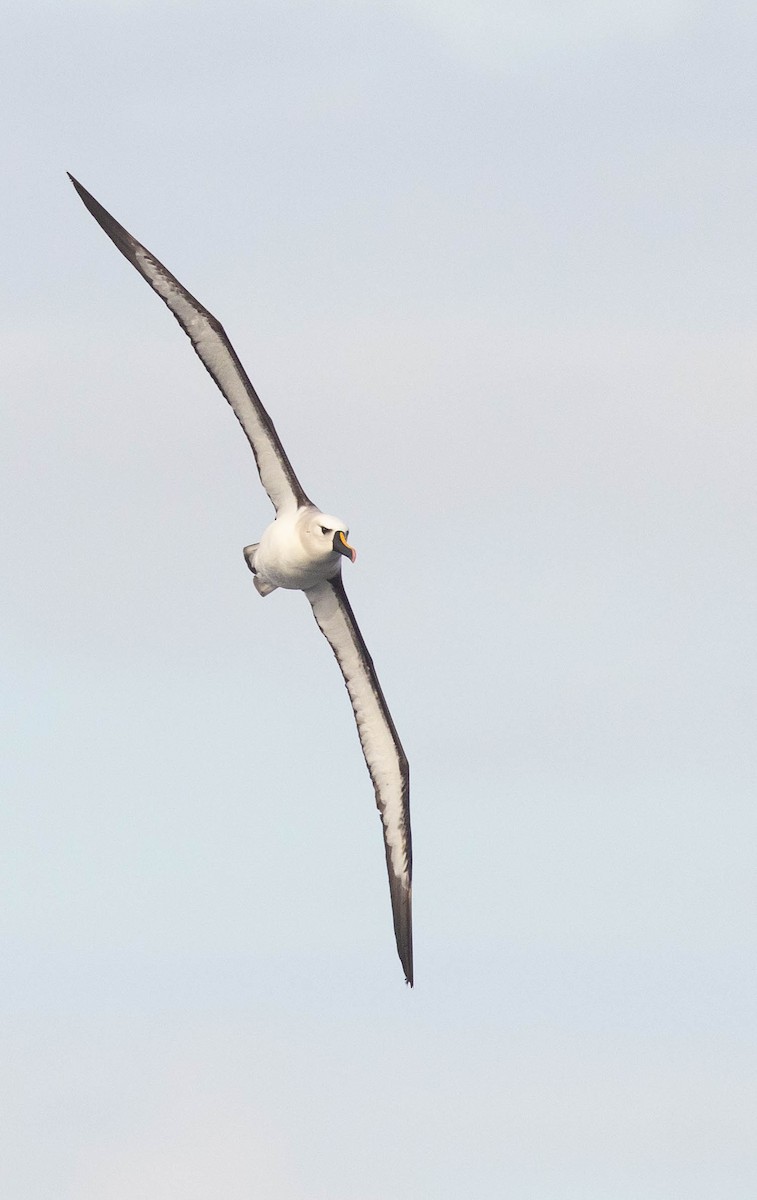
(306, 575, 413, 986)
(67, 174, 310, 513)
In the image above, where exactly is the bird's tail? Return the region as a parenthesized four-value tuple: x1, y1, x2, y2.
(243, 543, 259, 573)
(243, 544, 278, 596)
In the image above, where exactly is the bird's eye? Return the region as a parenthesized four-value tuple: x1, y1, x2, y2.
(320, 525, 330, 535)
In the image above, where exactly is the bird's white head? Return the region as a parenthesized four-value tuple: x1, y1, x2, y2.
(302, 511, 357, 564)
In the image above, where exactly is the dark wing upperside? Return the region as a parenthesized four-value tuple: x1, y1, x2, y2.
(69, 174, 310, 513)
(305, 574, 413, 986)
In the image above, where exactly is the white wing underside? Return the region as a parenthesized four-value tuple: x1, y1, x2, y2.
(306, 576, 413, 984)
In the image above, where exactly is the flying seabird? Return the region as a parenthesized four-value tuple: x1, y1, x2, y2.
(69, 174, 413, 986)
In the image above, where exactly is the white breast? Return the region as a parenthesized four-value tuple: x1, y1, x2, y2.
(254, 510, 335, 590)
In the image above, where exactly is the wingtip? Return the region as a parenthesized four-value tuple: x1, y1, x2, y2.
(402, 950, 414, 988)
(391, 875, 413, 989)
(67, 173, 100, 216)
(401, 917, 414, 988)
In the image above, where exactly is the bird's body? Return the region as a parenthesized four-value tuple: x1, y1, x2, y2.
(69, 174, 413, 985)
(249, 507, 354, 594)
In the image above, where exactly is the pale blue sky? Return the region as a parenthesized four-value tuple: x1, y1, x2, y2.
(2, 2, 756, 1196)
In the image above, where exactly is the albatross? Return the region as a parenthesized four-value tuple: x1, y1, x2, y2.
(69, 174, 413, 986)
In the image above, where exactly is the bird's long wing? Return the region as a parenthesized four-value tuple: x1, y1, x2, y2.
(305, 574, 413, 985)
(68, 175, 310, 513)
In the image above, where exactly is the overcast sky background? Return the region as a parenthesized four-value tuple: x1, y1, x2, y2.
(2, 2, 756, 1196)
